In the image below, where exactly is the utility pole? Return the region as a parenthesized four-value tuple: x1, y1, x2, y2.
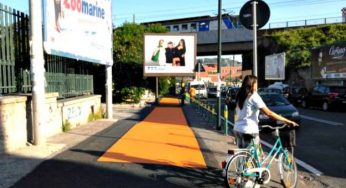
(29, 0, 46, 145)
(216, 0, 222, 130)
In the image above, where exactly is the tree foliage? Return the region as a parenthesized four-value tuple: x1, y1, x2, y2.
(113, 23, 167, 64)
(112, 23, 167, 102)
(270, 24, 346, 69)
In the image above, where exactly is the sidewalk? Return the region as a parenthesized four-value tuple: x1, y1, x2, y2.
(182, 103, 237, 169)
(0, 104, 146, 188)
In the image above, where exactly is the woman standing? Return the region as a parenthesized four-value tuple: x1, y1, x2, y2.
(234, 75, 298, 149)
(172, 39, 186, 66)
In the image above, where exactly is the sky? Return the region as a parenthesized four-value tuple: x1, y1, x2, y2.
(1, 0, 345, 28)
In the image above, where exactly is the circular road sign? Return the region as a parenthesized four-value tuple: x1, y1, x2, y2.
(239, 0, 270, 30)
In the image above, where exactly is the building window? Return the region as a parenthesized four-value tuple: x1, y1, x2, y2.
(166, 26, 171, 31)
(173, 25, 179, 31)
(182, 24, 188, 31)
(191, 23, 197, 31)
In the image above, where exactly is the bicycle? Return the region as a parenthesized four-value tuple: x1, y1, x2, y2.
(222, 124, 298, 188)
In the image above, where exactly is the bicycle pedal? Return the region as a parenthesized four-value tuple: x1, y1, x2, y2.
(228, 177, 237, 185)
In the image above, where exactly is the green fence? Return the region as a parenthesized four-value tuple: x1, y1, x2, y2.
(0, 3, 95, 98)
(0, 4, 18, 94)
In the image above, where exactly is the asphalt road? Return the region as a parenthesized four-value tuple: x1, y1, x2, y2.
(9, 99, 346, 188)
(206, 97, 346, 187)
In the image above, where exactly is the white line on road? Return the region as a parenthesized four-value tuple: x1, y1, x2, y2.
(260, 141, 323, 176)
(301, 115, 344, 126)
(220, 117, 323, 176)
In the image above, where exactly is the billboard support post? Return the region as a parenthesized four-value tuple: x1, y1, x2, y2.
(106, 65, 112, 119)
(156, 77, 159, 104)
(30, 0, 46, 145)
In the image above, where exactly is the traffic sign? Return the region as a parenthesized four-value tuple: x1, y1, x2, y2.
(239, 0, 270, 30)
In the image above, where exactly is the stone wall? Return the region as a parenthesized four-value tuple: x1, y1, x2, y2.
(0, 94, 101, 154)
(59, 95, 102, 129)
(24, 93, 62, 142)
(0, 96, 27, 154)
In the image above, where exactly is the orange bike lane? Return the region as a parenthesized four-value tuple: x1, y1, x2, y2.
(98, 97, 207, 169)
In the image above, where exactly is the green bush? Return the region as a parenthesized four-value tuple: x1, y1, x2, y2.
(120, 86, 145, 103)
(88, 106, 104, 122)
(62, 119, 71, 132)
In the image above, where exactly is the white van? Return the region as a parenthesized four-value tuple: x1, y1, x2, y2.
(189, 80, 208, 99)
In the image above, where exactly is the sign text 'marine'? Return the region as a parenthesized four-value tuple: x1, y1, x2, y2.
(64, 0, 105, 19)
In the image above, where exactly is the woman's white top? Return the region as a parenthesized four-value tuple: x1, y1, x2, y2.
(158, 47, 166, 66)
(234, 92, 266, 134)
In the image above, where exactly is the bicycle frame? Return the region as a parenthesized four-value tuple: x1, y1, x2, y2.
(243, 135, 290, 177)
(224, 124, 297, 187)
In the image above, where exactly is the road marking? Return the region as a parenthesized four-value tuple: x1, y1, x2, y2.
(260, 140, 323, 176)
(301, 115, 344, 126)
(220, 117, 323, 176)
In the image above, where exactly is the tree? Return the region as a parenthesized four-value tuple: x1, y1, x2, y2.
(113, 23, 167, 64)
(270, 24, 346, 69)
(112, 23, 167, 102)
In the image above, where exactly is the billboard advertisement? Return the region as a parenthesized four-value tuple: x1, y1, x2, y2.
(143, 33, 196, 77)
(265, 53, 285, 80)
(43, 0, 113, 65)
(312, 42, 346, 79)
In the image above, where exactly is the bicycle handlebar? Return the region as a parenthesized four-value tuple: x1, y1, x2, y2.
(261, 124, 289, 130)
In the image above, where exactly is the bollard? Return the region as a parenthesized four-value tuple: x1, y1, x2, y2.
(224, 104, 228, 135)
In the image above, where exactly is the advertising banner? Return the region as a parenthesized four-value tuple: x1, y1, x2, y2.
(43, 0, 113, 65)
(143, 33, 196, 77)
(265, 53, 285, 80)
(312, 42, 346, 79)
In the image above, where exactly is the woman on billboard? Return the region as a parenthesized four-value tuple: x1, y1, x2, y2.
(173, 39, 186, 66)
(151, 39, 166, 66)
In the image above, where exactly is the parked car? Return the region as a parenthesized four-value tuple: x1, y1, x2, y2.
(267, 82, 291, 98)
(301, 85, 346, 111)
(258, 93, 301, 130)
(207, 86, 217, 98)
(258, 87, 283, 95)
(288, 87, 308, 105)
(225, 87, 240, 109)
(221, 86, 230, 98)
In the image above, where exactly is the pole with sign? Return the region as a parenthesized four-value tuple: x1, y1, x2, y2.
(239, 0, 270, 77)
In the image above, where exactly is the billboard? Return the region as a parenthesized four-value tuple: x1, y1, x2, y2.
(143, 33, 196, 77)
(43, 0, 113, 65)
(265, 53, 285, 80)
(312, 42, 346, 79)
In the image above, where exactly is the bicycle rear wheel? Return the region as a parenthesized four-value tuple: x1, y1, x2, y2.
(224, 151, 258, 188)
(278, 151, 298, 188)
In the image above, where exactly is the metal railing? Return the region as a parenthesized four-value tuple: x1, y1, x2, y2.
(265, 16, 345, 30)
(0, 3, 95, 98)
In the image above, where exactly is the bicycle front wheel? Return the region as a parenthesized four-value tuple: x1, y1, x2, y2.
(224, 151, 258, 188)
(278, 152, 298, 188)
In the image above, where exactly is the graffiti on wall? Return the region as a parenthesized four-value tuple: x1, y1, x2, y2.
(66, 106, 82, 119)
